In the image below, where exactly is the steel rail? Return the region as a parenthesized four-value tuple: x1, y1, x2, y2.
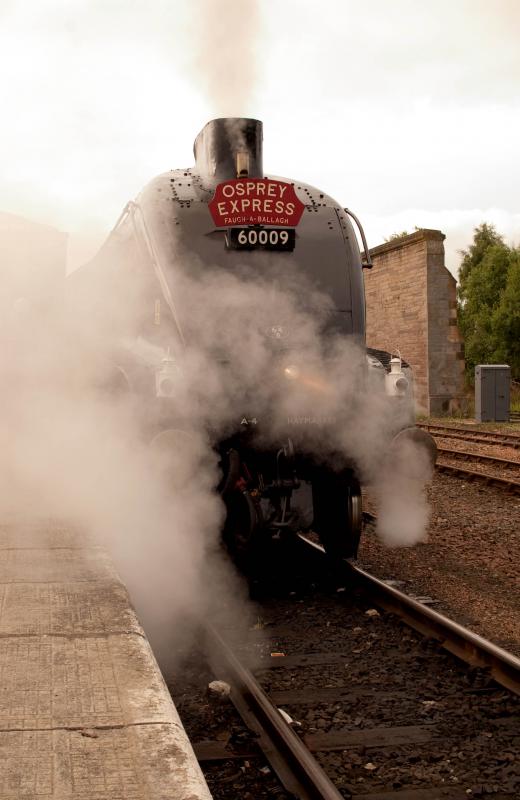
(362, 510, 377, 526)
(418, 422, 520, 448)
(435, 460, 520, 493)
(432, 429, 520, 450)
(419, 421, 520, 440)
(204, 623, 345, 800)
(436, 445, 520, 468)
(297, 535, 520, 696)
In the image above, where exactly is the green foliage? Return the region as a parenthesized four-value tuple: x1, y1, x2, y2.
(384, 226, 421, 243)
(457, 223, 520, 379)
(491, 255, 520, 375)
(457, 223, 504, 297)
(511, 381, 520, 413)
(384, 230, 410, 241)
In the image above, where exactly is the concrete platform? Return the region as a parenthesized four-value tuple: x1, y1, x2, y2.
(0, 518, 212, 799)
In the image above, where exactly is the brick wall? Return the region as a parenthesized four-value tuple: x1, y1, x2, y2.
(364, 229, 465, 414)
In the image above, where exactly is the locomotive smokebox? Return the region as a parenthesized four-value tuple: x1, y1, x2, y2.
(194, 118, 263, 184)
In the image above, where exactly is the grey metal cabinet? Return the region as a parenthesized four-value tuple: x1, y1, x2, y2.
(475, 365, 510, 422)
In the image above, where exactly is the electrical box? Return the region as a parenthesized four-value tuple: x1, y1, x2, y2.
(475, 365, 510, 422)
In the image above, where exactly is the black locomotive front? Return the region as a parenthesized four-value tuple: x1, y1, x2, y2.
(66, 117, 434, 570)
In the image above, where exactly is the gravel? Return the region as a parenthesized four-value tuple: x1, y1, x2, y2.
(169, 419, 520, 797)
(426, 418, 520, 437)
(170, 589, 519, 799)
(436, 454, 520, 484)
(435, 436, 520, 464)
(235, 593, 519, 797)
(169, 656, 295, 799)
(360, 471, 520, 654)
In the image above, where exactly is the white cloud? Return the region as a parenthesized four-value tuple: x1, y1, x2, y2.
(0, 0, 518, 274)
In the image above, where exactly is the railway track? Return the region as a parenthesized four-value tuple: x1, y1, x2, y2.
(435, 445, 520, 470)
(434, 463, 520, 493)
(183, 541, 520, 799)
(418, 422, 520, 450)
(298, 537, 520, 695)
(434, 446, 520, 494)
(413, 423, 520, 493)
(204, 622, 344, 800)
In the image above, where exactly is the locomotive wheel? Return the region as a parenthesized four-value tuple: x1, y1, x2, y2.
(311, 470, 362, 559)
(222, 489, 263, 570)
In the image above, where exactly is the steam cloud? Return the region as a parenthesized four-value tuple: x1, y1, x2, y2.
(0, 1, 437, 683)
(190, 0, 261, 115)
(0, 191, 434, 671)
(0, 246, 222, 656)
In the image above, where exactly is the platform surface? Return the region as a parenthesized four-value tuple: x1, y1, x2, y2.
(0, 517, 212, 799)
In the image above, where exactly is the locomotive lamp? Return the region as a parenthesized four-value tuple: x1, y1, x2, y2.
(283, 364, 334, 395)
(284, 365, 300, 380)
(155, 352, 180, 398)
(385, 356, 409, 397)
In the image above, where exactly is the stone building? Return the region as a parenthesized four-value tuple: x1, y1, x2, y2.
(364, 228, 465, 414)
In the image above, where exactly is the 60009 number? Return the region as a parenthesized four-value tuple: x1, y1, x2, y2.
(226, 227, 295, 251)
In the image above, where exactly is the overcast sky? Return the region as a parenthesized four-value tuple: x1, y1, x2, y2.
(1, 0, 519, 275)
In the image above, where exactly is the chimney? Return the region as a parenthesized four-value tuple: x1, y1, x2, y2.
(193, 118, 263, 184)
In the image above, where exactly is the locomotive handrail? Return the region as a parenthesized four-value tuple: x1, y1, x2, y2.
(127, 201, 186, 348)
(344, 207, 373, 269)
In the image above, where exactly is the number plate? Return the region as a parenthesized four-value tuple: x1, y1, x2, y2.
(226, 227, 295, 251)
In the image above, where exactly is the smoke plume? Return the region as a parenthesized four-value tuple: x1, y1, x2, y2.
(189, 0, 261, 115)
(0, 194, 434, 661)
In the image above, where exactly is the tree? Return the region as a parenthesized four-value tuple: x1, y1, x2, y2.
(457, 223, 504, 298)
(490, 254, 520, 377)
(457, 224, 520, 379)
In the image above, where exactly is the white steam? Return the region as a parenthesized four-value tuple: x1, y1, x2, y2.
(189, 0, 261, 116)
(372, 437, 432, 548)
(0, 0, 437, 673)
(0, 227, 248, 660)
(1, 202, 434, 660)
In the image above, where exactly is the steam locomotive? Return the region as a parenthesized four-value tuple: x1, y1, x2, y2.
(67, 118, 436, 568)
